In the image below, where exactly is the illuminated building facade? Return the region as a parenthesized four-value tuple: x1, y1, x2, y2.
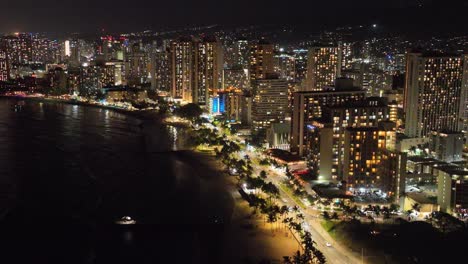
(31, 34, 55, 63)
(150, 48, 171, 91)
(223, 67, 249, 90)
(126, 42, 150, 87)
(340, 42, 354, 70)
(274, 53, 296, 81)
(170, 36, 221, 105)
(252, 77, 288, 130)
(171, 37, 194, 101)
(233, 39, 249, 68)
(290, 78, 366, 156)
(64, 39, 81, 65)
(429, 131, 464, 162)
(0, 46, 9, 81)
(307, 97, 389, 181)
(344, 121, 396, 191)
(101, 36, 128, 61)
(249, 40, 274, 86)
(378, 149, 407, 202)
(2, 34, 32, 65)
(404, 51, 467, 138)
(194, 36, 222, 105)
(436, 167, 468, 214)
(293, 49, 308, 85)
(344, 127, 381, 188)
(306, 46, 341, 91)
(225, 91, 241, 121)
(79, 62, 118, 95)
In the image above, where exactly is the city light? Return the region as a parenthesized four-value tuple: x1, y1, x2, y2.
(0, 6, 466, 263)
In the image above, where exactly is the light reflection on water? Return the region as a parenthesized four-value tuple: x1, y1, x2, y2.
(0, 98, 231, 264)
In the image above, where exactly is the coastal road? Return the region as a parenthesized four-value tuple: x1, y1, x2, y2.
(209, 125, 362, 263)
(262, 167, 361, 264)
(238, 148, 362, 264)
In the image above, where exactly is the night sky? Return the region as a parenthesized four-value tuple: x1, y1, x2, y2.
(1, 0, 466, 33)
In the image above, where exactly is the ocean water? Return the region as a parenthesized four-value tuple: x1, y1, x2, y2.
(0, 98, 232, 264)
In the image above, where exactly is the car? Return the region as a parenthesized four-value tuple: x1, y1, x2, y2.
(325, 242, 332, 247)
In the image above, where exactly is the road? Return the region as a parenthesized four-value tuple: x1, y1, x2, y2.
(207, 125, 363, 263)
(261, 166, 361, 264)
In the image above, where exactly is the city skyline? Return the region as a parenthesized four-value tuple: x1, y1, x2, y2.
(1, 2, 467, 263)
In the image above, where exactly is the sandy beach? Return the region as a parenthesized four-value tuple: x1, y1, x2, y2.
(177, 150, 299, 263)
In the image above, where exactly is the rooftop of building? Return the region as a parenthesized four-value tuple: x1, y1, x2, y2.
(294, 87, 363, 94)
(407, 156, 442, 164)
(345, 126, 379, 132)
(265, 149, 302, 163)
(326, 97, 388, 109)
(102, 86, 146, 92)
(269, 122, 291, 134)
(430, 130, 464, 136)
(407, 192, 437, 205)
(296, 78, 364, 94)
(407, 49, 461, 58)
(433, 165, 468, 177)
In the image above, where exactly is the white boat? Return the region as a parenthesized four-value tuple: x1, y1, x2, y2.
(115, 216, 136, 225)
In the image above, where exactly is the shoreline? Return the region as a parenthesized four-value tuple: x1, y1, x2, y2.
(177, 149, 299, 263)
(1, 96, 299, 262)
(0, 95, 165, 121)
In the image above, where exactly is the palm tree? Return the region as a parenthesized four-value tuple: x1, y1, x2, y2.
(279, 205, 289, 230)
(292, 206, 300, 214)
(262, 182, 280, 201)
(311, 248, 326, 264)
(331, 212, 339, 220)
(283, 251, 309, 264)
(412, 203, 421, 212)
(267, 205, 280, 231)
(389, 204, 399, 212)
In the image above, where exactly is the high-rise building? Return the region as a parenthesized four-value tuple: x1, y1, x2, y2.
(379, 149, 407, 202)
(223, 67, 249, 90)
(436, 166, 468, 214)
(171, 37, 194, 102)
(101, 36, 128, 61)
(150, 48, 171, 92)
(307, 97, 389, 181)
(170, 36, 221, 104)
(340, 42, 354, 71)
(64, 39, 81, 66)
(274, 52, 296, 81)
(233, 39, 249, 69)
(430, 131, 464, 162)
(240, 91, 253, 126)
(223, 89, 244, 121)
(0, 46, 9, 81)
(79, 62, 118, 96)
(404, 51, 467, 138)
(292, 49, 308, 84)
(47, 67, 68, 94)
(306, 46, 341, 91)
(126, 42, 150, 87)
(2, 33, 32, 65)
(252, 76, 288, 130)
(343, 122, 396, 190)
(249, 40, 274, 86)
(31, 34, 55, 63)
(194, 36, 222, 105)
(290, 78, 366, 156)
